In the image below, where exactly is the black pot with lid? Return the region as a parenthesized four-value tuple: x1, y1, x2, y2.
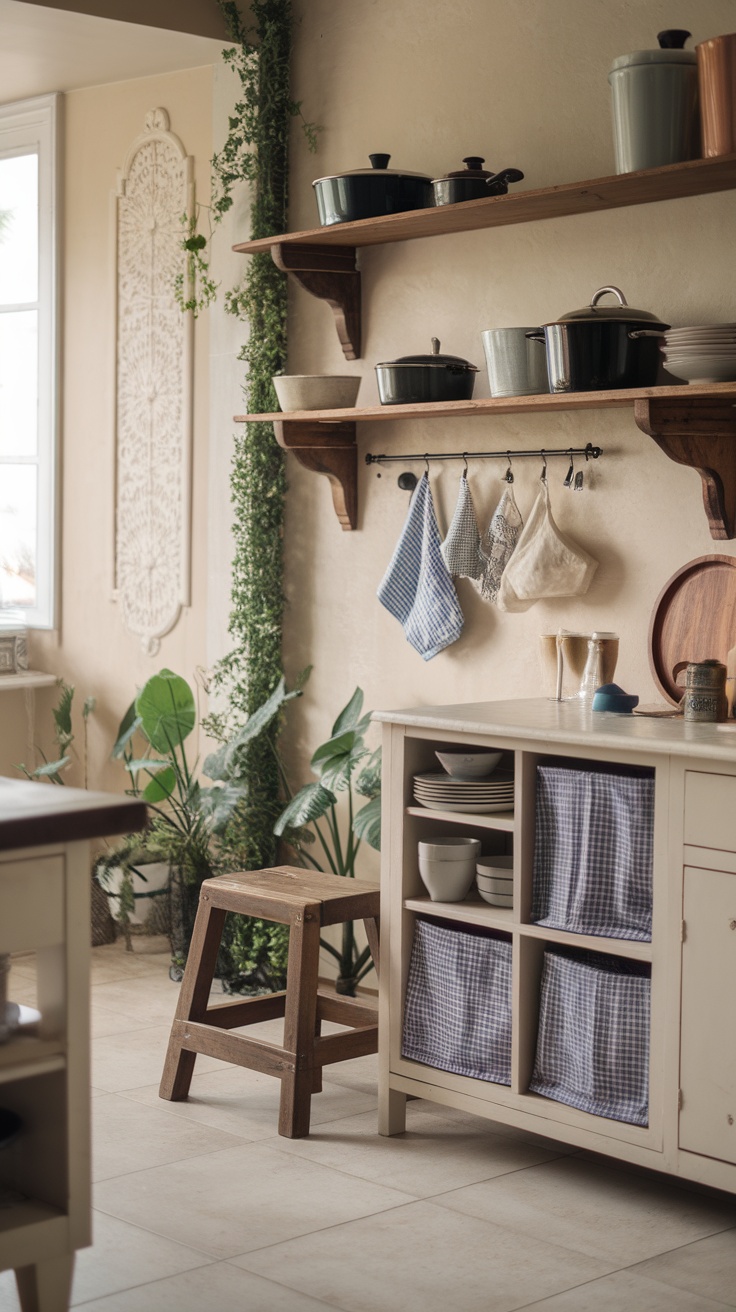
(376, 337, 479, 405)
(312, 153, 434, 227)
(432, 157, 524, 206)
(526, 286, 670, 393)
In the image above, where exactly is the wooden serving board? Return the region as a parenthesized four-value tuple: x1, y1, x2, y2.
(649, 555, 736, 705)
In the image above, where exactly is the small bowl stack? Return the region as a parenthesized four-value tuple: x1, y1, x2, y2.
(418, 837, 481, 902)
(661, 324, 736, 385)
(476, 855, 513, 907)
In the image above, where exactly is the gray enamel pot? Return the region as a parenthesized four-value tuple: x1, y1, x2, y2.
(376, 337, 479, 405)
(526, 286, 669, 393)
(312, 153, 433, 226)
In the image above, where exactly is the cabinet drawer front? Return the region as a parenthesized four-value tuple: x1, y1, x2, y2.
(684, 772, 736, 852)
(680, 866, 736, 1165)
(0, 856, 64, 952)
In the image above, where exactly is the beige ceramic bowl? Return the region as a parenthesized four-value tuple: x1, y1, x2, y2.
(476, 855, 514, 878)
(272, 374, 361, 412)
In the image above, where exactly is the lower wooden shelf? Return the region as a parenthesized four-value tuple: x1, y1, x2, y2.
(403, 896, 653, 959)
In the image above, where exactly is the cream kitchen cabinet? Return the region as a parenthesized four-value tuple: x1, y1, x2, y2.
(374, 699, 736, 1194)
(0, 780, 145, 1312)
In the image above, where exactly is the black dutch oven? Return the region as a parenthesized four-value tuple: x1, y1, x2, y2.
(527, 286, 670, 392)
(312, 153, 433, 226)
(432, 157, 524, 205)
(376, 337, 479, 405)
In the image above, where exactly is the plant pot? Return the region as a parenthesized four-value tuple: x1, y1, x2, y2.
(101, 861, 170, 927)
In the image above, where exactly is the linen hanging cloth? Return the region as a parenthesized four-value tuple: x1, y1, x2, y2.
(474, 484, 523, 605)
(441, 474, 483, 579)
(497, 480, 597, 612)
(377, 473, 464, 660)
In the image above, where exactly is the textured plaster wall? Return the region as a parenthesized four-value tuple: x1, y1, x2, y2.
(274, 0, 736, 813)
(0, 66, 215, 788)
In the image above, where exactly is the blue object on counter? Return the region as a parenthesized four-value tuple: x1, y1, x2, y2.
(592, 682, 639, 713)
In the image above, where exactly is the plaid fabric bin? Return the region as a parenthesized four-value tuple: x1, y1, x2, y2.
(530, 947, 651, 1126)
(402, 917, 512, 1085)
(532, 763, 654, 941)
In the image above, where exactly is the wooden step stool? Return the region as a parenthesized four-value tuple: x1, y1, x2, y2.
(159, 865, 380, 1138)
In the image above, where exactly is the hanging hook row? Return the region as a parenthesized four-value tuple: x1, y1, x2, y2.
(366, 443, 602, 466)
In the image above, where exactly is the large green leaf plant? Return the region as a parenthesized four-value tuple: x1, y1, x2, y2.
(274, 688, 381, 996)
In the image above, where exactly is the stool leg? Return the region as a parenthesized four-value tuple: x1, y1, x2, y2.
(159, 894, 226, 1102)
(279, 902, 321, 1138)
(363, 914, 380, 981)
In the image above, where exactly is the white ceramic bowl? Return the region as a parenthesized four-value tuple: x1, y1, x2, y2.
(418, 855, 476, 902)
(435, 750, 502, 778)
(272, 374, 361, 412)
(418, 836, 481, 862)
(477, 888, 514, 907)
(477, 874, 514, 895)
(476, 856, 514, 877)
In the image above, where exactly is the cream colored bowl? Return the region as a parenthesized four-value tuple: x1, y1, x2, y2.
(272, 374, 361, 412)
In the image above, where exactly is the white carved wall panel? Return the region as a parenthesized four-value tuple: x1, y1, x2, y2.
(114, 108, 193, 655)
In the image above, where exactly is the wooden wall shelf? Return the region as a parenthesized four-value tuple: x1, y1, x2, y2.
(234, 154, 736, 361)
(236, 383, 736, 534)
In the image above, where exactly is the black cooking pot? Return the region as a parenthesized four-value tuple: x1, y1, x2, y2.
(527, 286, 670, 392)
(432, 157, 524, 205)
(312, 153, 433, 226)
(376, 337, 479, 405)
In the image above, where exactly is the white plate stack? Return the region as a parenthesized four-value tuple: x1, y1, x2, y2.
(413, 770, 514, 814)
(662, 324, 736, 385)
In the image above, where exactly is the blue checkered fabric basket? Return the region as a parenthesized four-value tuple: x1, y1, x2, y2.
(402, 917, 512, 1085)
(532, 763, 654, 941)
(530, 947, 651, 1126)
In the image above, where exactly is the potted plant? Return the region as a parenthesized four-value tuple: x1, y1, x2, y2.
(274, 687, 381, 996)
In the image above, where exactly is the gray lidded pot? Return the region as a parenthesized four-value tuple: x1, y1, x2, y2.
(608, 29, 700, 174)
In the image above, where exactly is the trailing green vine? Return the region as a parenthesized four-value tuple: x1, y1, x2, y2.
(186, 1, 317, 989)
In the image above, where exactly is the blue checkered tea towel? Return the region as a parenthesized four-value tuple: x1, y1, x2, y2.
(377, 474, 464, 660)
(530, 948, 650, 1126)
(402, 918, 512, 1085)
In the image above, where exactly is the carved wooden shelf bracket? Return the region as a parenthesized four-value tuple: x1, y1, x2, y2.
(274, 419, 357, 530)
(271, 243, 361, 360)
(635, 397, 736, 539)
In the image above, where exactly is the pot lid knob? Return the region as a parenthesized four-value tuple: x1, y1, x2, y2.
(431, 337, 441, 354)
(463, 156, 485, 171)
(657, 29, 691, 48)
(590, 285, 628, 309)
(368, 153, 391, 170)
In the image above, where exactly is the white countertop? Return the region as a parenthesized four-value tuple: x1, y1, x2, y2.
(372, 698, 736, 762)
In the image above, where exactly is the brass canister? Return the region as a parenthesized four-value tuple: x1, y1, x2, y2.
(683, 659, 728, 722)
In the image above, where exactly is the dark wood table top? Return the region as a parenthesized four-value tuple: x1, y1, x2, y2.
(0, 779, 147, 851)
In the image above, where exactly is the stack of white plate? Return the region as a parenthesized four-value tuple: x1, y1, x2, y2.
(413, 771, 514, 814)
(661, 324, 736, 385)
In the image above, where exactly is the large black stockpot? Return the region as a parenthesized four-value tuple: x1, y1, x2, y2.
(312, 153, 433, 226)
(527, 286, 669, 392)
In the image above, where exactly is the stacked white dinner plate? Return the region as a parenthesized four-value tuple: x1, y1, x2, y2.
(662, 324, 736, 385)
(413, 770, 514, 814)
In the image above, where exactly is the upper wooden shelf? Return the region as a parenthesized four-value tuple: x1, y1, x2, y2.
(233, 152, 736, 254)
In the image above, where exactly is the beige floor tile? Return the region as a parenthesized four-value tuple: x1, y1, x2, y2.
(91, 973, 182, 1026)
(90, 1004, 146, 1039)
(60, 1262, 341, 1311)
(92, 1091, 252, 1180)
(91, 1022, 227, 1093)
(90, 944, 171, 984)
(0, 1213, 210, 1312)
(126, 1063, 377, 1139)
(273, 1103, 567, 1196)
(513, 1267, 732, 1310)
(93, 1141, 415, 1259)
(433, 1155, 736, 1265)
(234, 1198, 614, 1312)
(632, 1227, 736, 1306)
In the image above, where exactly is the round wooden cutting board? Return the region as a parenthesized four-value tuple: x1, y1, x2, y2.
(649, 555, 736, 705)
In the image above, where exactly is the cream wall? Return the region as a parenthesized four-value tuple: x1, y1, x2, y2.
(1, 65, 216, 789)
(275, 0, 736, 798)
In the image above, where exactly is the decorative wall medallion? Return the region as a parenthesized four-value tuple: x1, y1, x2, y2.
(114, 108, 194, 655)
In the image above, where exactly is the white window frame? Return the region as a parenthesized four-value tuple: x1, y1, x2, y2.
(0, 93, 61, 630)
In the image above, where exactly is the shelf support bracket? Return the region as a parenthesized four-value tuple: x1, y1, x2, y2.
(271, 243, 361, 360)
(274, 420, 358, 530)
(634, 397, 736, 540)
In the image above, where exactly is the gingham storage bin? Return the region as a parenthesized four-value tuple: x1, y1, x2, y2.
(529, 947, 651, 1126)
(402, 917, 512, 1085)
(532, 762, 654, 942)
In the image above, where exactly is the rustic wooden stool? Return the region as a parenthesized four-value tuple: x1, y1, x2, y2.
(159, 865, 380, 1138)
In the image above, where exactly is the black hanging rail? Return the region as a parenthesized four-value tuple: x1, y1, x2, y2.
(365, 442, 602, 466)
